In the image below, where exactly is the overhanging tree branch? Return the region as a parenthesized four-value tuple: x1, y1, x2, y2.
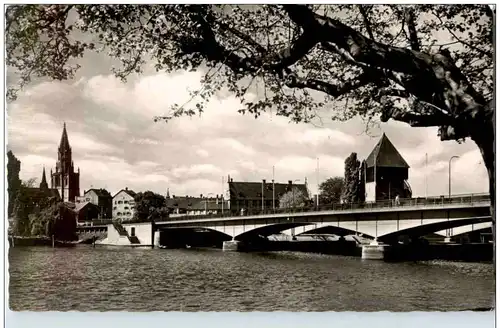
(284, 72, 374, 97)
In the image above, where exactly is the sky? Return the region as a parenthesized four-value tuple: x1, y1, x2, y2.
(6, 19, 489, 199)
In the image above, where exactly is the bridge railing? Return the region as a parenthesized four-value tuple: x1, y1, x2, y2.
(161, 192, 490, 222)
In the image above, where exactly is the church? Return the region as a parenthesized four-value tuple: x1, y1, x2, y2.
(37, 123, 81, 202)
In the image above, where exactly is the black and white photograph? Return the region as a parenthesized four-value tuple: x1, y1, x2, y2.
(5, 3, 495, 317)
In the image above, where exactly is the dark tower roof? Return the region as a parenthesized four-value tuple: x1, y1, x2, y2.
(365, 133, 410, 168)
(40, 166, 49, 189)
(59, 122, 71, 152)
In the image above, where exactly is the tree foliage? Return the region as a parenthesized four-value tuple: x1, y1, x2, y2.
(28, 199, 77, 240)
(7, 151, 22, 218)
(279, 187, 308, 209)
(134, 191, 168, 221)
(6, 5, 493, 134)
(5, 5, 495, 242)
(318, 177, 344, 205)
(341, 152, 362, 204)
(358, 160, 366, 203)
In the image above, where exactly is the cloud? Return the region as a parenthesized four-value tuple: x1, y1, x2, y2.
(7, 57, 490, 198)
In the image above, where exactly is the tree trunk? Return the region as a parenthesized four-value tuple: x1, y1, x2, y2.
(471, 115, 495, 308)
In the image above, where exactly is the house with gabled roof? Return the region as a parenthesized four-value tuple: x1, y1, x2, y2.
(76, 188, 113, 219)
(165, 194, 226, 216)
(112, 188, 137, 221)
(363, 133, 412, 202)
(228, 178, 309, 215)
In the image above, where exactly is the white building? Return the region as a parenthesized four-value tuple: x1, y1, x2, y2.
(112, 188, 137, 221)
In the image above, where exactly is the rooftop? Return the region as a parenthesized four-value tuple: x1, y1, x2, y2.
(365, 133, 409, 168)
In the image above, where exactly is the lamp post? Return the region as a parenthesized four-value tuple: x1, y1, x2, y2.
(447, 156, 459, 240)
(316, 157, 320, 209)
(272, 166, 276, 213)
(448, 156, 460, 199)
(290, 179, 301, 241)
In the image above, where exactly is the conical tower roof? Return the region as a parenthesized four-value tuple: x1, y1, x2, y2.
(40, 166, 49, 189)
(59, 122, 71, 152)
(365, 133, 409, 168)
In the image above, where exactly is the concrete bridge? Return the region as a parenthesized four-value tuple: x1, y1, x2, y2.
(97, 193, 492, 258)
(154, 193, 490, 248)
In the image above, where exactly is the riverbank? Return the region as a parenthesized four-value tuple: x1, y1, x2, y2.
(8, 232, 108, 248)
(8, 236, 77, 247)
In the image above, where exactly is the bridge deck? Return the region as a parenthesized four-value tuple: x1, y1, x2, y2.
(77, 193, 490, 227)
(157, 193, 490, 226)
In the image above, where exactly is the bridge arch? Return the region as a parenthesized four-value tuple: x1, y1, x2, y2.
(233, 222, 314, 241)
(434, 222, 492, 237)
(293, 223, 375, 239)
(378, 216, 491, 243)
(157, 226, 233, 247)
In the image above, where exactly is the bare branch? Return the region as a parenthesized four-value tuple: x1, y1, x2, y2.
(404, 8, 420, 51)
(284, 72, 373, 98)
(358, 5, 375, 40)
(217, 21, 266, 54)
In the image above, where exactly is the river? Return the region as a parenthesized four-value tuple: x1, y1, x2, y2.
(8, 246, 494, 312)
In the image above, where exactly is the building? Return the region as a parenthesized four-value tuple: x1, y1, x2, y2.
(227, 177, 309, 215)
(363, 133, 412, 202)
(50, 123, 80, 202)
(165, 194, 226, 216)
(74, 202, 101, 223)
(112, 188, 137, 221)
(19, 167, 61, 209)
(76, 188, 113, 219)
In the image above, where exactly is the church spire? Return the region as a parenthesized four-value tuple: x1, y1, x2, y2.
(40, 166, 48, 189)
(59, 122, 71, 152)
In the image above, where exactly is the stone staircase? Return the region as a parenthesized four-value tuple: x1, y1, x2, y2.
(112, 221, 141, 244)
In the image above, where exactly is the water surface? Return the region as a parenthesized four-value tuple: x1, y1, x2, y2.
(9, 246, 494, 311)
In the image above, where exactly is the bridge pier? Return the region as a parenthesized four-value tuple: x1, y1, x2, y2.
(222, 239, 244, 251)
(361, 239, 391, 260)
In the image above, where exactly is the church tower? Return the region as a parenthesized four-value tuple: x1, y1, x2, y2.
(51, 123, 80, 202)
(39, 166, 49, 189)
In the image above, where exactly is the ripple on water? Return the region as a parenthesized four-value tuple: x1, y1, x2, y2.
(8, 246, 495, 312)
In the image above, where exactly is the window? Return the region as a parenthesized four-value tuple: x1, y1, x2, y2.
(124, 206, 129, 210)
(113, 207, 117, 210)
(117, 212, 122, 215)
(124, 200, 129, 204)
(118, 201, 123, 204)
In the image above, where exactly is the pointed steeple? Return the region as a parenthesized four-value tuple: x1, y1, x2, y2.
(40, 166, 49, 189)
(166, 188, 170, 198)
(365, 133, 409, 168)
(59, 122, 71, 152)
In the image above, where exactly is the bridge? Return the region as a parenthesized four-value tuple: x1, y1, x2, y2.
(94, 193, 492, 257)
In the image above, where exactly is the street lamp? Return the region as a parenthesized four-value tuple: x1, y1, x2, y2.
(291, 179, 301, 241)
(448, 156, 460, 199)
(447, 155, 459, 241)
(316, 157, 320, 208)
